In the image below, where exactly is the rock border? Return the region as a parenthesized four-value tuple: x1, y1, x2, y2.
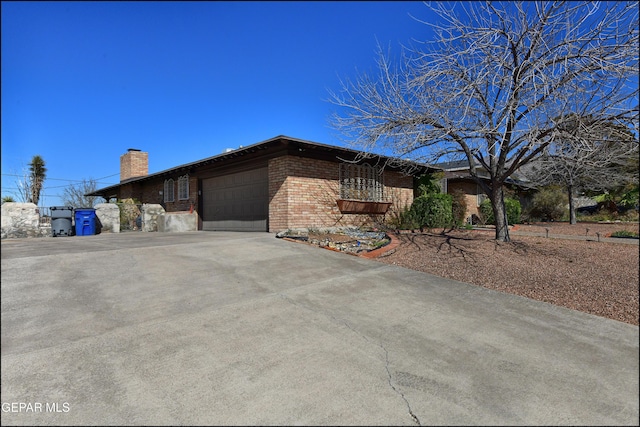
(277, 227, 399, 258)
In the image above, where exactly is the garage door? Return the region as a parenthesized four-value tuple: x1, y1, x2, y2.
(201, 168, 268, 231)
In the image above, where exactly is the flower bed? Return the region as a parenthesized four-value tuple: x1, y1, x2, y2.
(276, 227, 390, 255)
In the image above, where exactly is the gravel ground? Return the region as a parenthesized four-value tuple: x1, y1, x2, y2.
(376, 222, 639, 325)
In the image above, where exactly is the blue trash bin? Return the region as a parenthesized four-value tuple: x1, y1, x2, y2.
(74, 208, 97, 236)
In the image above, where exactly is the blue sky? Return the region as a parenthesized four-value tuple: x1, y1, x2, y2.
(1, 1, 433, 207)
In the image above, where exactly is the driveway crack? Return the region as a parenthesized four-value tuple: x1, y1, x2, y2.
(381, 346, 421, 426)
(277, 293, 421, 426)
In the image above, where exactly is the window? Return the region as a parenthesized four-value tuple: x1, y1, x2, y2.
(178, 175, 189, 200)
(339, 163, 384, 202)
(164, 179, 175, 202)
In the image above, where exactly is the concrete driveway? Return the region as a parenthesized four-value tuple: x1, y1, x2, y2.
(1, 232, 638, 426)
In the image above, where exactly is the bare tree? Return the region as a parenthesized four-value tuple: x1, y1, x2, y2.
(524, 117, 639, 224)
(329, 1, 639, 241)
(62, 179, 103, 208)
(10, 166, 33, 203)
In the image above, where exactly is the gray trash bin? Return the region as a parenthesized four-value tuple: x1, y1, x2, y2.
(51, 206, 74, 237)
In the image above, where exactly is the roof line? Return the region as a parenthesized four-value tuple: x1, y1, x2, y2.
(88, 135, 435, 196)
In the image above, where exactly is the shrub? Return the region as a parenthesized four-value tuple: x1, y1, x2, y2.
(610, 230, 639, 238)
(577, 208, 639, 223)
(410, 193, 453, 229)
(386, 205, 420, 230)
(528, 185, 567, 222)
(620, 209, 640, 222)
(450, 189, 468, 228)
(618, 185, 639, 210)
(479, 197, 522, 225)
(415, 172, 445, 197)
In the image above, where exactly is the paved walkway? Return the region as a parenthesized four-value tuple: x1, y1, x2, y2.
(2, 232, 638, 425)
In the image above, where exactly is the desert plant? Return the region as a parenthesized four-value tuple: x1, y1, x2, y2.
(28, 155, 47, 205)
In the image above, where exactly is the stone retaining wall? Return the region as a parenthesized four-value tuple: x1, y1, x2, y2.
(1, 203, 48, 239)
(142, 204, 165, 232)
(1, 202, 172, 239)
(95, 203, 120, 233)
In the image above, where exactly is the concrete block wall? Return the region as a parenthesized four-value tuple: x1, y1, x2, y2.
(158, 211, 197, 232)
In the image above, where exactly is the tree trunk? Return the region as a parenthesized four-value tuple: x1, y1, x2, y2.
(491, 184, 510, 242)
(568, 185, 577, 225)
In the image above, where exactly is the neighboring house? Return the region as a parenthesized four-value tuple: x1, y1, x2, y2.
(437, 160, 534, 223)
(88, 135, 434, 232)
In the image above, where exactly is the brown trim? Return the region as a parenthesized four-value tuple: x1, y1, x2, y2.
(336, 199, 392, 214)
(88, 136, 436, 199)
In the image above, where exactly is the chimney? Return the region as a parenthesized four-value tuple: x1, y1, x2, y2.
(120, 149, 148, 182)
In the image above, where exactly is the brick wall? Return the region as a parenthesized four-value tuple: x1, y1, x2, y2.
(120, 150, 149, 182)
(150, 175, 198, 212)
(120, 175, 197, 213)
(268, 156, 414, 232)
(268, 156, 289, 231)
(448, 180, 480, 220)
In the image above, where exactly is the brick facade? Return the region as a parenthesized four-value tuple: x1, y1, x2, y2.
(119, 175, 198, 213)
(268, 155, 413, 232)
(448, 180, 481, 220)
(120, 150, 149, 182)
(95, 138, 429, 232)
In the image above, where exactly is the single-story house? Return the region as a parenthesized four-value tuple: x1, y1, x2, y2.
(88, 135, 435, 232)
(437, 160, 535, 222)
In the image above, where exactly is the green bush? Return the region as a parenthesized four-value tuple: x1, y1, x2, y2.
(479, 197, 522, 225)
(618, 185, 639, 210)
(610, 230, 639, 238)
(415, 172, 445, 197)
(576, 208, 639, 223)
(528, 186, 567, 222)
(410, 193, 453, 229)
(450, 189, 468, 228)
(386, 205, 420, 230)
